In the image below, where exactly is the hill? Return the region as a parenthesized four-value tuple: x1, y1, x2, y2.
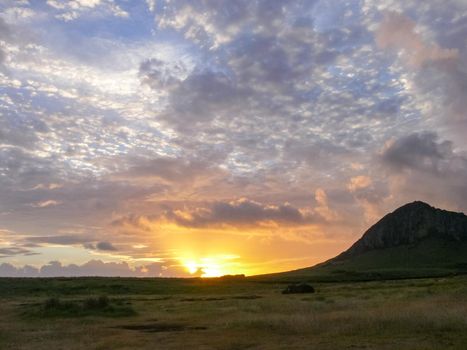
(257, 201, 467, 282)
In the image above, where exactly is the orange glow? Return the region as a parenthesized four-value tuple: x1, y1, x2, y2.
(180, 255, 241, 277)
(146, 221, 348, 277)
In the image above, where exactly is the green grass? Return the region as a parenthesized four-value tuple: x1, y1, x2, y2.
(259, 237, 467, 283)
(1, 276, 467, 349)
(3, 236, 467, 348)
(0, 276, 256, 298)
(21, 296, 137, 318)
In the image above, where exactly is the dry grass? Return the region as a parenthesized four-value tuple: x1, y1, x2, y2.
(1, 276, 467, 349)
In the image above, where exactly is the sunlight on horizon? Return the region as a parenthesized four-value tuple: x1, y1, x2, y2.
(180, 255, 242, 278)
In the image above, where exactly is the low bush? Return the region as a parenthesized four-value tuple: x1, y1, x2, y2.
(27, 296, 136, 318)
(83, 296, 110, 310)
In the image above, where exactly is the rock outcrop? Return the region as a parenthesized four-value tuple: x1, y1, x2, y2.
(334, 201, 467, 261)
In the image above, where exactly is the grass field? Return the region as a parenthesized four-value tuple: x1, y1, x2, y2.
(1, 275, 467, 349)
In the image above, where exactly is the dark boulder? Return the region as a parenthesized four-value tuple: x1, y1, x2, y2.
(282, 283, 315, 294)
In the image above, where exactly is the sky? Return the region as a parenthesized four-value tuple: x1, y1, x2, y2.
(0, 0, 467, 278)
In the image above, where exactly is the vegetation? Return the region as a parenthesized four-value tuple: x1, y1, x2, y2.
(258, 201, 467, 283)
(1, 276, 467, 349)
(259, 237, 467, 283)
(2, 203, 467, 348)
(20, 295, 136, 318)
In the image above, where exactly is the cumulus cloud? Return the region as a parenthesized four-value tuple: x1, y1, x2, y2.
(0, 259, 191, 277)
(0, 263, 39, 277)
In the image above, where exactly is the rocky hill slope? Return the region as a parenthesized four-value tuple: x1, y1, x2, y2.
(334, 201, 467, 261)
(257, 201, 467, 281)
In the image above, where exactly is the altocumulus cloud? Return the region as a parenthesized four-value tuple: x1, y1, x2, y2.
(0, 0, 467, 275)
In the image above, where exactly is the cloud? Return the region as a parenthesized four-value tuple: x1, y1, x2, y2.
(119, 157, 217, 184)
(96, 241, 117, 251)
(347, 176, 372, 192)
(375, 11, 467, 137)
(31, 200, 61, 208)
(46, 0, 128, 21)
(314, 188, 338, 222)
(110, 214, 154, 232)
(0, 263, 39, 277)
(139, 58, 188, 91)
(1, 0, 467, 275)
(381, 132, 453, 173)
(157, 0, 252, 48)
(143, 0, 353, 142)
(26, 235, 94, 245)
(0, 259, 191, 277)
(154, 69, 248, 134)
(0, 18, 11, 65)
(0, 246, 34, 258)
(24, 236, 118, 253)
(380, 132, 467, 211)
(164, 198, 319, 228)
(146, 0, 156, 13)
(375, 11, 458, 67)
(345, 175, 388, 223)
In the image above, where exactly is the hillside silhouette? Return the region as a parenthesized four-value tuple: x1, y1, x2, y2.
(261, 201, 467, 281)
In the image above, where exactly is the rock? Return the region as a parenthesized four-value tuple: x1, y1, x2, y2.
(334, 201, 467, 261)
(282, 283, 315, 294)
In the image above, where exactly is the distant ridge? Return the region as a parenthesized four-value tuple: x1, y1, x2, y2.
(258, 201, 467, 281)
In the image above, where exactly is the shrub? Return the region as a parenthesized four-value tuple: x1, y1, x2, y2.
(43, 297, 76, 312)
(44, 297, 61, 310)
(83, 296, 110, 310)
(34, 295, 136, 318)
(282, 283, 315, 294)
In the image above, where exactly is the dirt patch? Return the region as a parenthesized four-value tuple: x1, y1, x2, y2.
(115, 323, 207, 333)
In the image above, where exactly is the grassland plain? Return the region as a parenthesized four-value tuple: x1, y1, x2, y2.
(1, 276, 467, 349)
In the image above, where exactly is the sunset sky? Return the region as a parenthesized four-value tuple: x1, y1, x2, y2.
(1, 0, 467, 277)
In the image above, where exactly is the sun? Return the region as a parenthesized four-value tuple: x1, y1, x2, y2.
(181, 255, 239, 278)
(182, 258, 223, 277)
